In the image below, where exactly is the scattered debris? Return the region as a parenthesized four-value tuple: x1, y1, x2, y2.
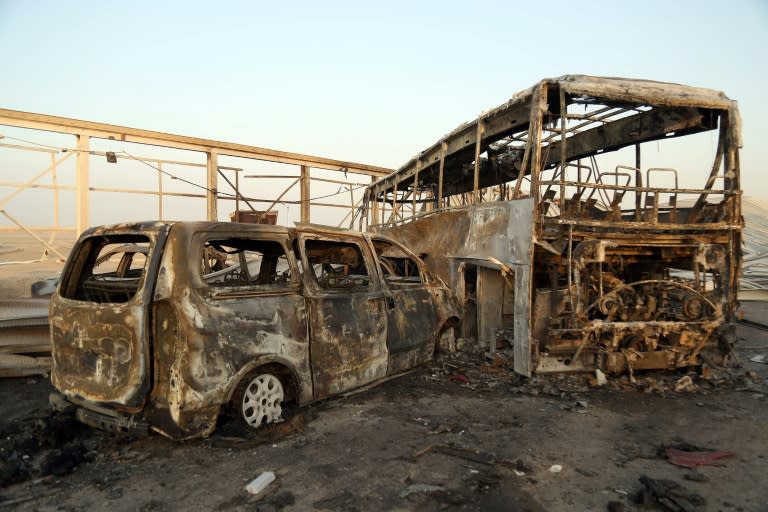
(548, 464, 563, 473)
(38, 440, 87, 476)
(412, 444, 497, 466)
(614, 440, 660, 466)
(0, 413, 96, 490)
(432, 347, 765, 402)
(595, 369, 607, 386)
(683, 471, 708, 482)
(560, 402, 590, 414)
(211, 413, 308, 449)
(674, 375, 698, 393)
(429, 423, 462, 435)
(664, 447, 735, 468)
(399, 483, 446, 498)
(450, 374, 471, 384)
(638, 376, 668, 394)
(749, 354, 768, 364)
(635, 475, 706, 511)
(410, 442, 533, 481)
(244, 471, 275, 496)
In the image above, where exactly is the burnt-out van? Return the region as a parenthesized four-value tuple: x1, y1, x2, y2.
(49, 221, 459, 439)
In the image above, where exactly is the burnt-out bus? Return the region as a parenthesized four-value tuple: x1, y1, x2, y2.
(363, 75, 742, 377)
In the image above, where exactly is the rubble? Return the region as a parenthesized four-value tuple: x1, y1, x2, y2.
(674, 375, 698, 393)
(635, 475, 706, 511)
(0, 413, 93, 487)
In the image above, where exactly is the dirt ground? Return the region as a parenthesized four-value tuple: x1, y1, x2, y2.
(0, 234, 767, 511)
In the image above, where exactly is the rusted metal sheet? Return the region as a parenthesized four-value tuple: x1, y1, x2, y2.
(364, 75, 742, 378)
(374, 201, 536, 375)
(49, 221, 459, 439)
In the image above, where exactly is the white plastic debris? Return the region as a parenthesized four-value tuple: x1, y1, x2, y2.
(548, 464, 563, 473)
(674, 375, 697, 392)
(245, 471, 276, 495)
(595, 369, 607, 386)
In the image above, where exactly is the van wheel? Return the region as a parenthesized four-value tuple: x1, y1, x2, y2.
(235, 373, 284, 428)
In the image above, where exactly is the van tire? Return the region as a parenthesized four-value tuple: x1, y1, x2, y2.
(234, 372, 285, 429)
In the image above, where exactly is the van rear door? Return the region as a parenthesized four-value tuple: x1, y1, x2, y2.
(50, 224, 168, 410)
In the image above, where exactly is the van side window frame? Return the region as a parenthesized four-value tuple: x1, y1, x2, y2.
(299, 235, 378, 293)
(193, 233, 300, 299)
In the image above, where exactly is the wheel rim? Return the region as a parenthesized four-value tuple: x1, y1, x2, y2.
(241, 373, 284, 428)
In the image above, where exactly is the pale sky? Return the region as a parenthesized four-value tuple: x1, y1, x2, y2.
(1, 0, 767, 226)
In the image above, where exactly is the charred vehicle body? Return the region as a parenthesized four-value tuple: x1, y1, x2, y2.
(363, 75, 742, 377)
(49, 222, 459, 439)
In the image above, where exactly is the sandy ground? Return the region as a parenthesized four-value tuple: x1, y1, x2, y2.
(0, 233, 73, 299)
(0, 234, 767, 511)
